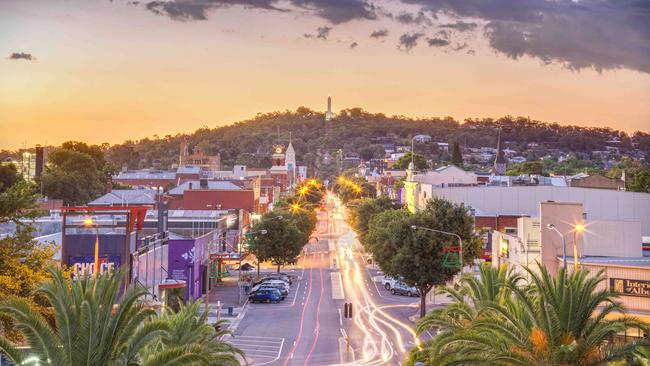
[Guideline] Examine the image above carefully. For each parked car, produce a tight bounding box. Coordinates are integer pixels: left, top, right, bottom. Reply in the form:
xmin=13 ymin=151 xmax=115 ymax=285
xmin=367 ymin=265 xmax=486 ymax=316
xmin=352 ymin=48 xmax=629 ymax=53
xmin=249 ymin=288 xmax=283 ymax=303
xmin=382 ymin=276 xmax=397 ymax=290
xmin=256 ymin=279 xmax=290 ymax=292
xmin=252 ymin=283 xmax=289 ymax=297
xmin=390 ymin=281 xmax=419 ymax=297
xmin=260 ymin=274 xmax=291 ymax=285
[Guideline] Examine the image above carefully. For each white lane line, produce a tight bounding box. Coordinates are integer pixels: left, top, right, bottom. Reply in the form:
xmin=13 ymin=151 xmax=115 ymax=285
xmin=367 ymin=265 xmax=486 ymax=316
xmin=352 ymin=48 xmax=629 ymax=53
xmin=338 ymin=308 xmax=343 ymax=326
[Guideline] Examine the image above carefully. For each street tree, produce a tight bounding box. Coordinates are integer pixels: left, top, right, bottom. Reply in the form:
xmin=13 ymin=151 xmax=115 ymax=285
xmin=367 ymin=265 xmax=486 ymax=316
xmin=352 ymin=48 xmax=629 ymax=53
xmin=250 ymin=212 xmax=305 ymax=273
xmin=413 ymin=265 xmax=649 ymax=365
xmin=346 ymin=197 xmax=401 ymax=248
xmin=366 ymin=198 xmax=481 ymax=318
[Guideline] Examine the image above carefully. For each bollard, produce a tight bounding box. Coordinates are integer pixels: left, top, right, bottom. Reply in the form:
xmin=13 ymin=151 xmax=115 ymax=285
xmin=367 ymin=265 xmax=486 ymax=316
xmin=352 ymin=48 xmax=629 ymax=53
xmin=346 ymin=336 xmax=350 ymax=352
xmin=228 ymin=306 xmax=234 ymax=316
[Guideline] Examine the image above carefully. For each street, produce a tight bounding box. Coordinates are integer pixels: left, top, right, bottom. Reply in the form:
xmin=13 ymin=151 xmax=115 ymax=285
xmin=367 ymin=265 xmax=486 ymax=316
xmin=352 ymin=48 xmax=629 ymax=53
xmin=230 ymin=200 xmax=423 ymax=365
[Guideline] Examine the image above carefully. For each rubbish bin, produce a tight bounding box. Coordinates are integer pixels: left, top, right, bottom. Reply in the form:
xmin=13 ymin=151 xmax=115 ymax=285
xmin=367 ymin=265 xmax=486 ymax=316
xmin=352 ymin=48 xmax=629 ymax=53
xmin=228 ymin=306 xmax=234 ymax=316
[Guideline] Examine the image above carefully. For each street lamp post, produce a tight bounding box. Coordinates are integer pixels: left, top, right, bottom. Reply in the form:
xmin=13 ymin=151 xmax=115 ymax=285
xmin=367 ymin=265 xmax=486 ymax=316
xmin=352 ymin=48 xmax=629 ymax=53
xmin=410 ymin=225 xmax=463 ymax=273
xmin=83 ymin=217 xmax=100 ymax=278
xmin=547 ymin=224 xmax=567 ymax=271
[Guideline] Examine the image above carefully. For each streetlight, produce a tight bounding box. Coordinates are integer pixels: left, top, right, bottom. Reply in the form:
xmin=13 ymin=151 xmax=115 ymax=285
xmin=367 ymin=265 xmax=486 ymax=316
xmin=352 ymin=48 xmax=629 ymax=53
xmin=410 ymin=225 xmax=463 ymax=272
xmin=547 ymin=223 xmax=568 ymax=271
xmin=83 ymin=217 xmax=100 ymax=278
xmin=573 ymin=223 xmax=585 ymax=271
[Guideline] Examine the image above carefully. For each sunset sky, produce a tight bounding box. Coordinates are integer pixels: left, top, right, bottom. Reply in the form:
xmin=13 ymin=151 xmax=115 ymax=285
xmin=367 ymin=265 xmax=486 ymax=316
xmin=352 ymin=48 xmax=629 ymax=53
xmin=1 ymin=0 xmax=649 ymax=149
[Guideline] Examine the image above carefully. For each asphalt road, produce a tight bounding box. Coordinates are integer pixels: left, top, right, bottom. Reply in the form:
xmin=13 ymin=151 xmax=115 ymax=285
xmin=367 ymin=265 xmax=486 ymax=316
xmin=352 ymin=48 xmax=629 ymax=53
xmin=231 ymin=198 xmax=423 ymax=365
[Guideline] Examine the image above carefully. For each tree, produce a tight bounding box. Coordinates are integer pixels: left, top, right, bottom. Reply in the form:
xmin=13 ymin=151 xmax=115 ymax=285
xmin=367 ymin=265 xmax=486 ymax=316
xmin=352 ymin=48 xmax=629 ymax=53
xmin=412 ymin=264 xmax=523 ymax=364
xmin=0 ymin=268 xmax=217 ymax=366
xmin=346 ymin=197 xmax=400 ymax=248
xmin=250 ymin=212 xmax=305 ymax=273
xmin=42 ymin=145 xmax=108 ymax=205
xmin=412 ymin=265 xmax=649 ymax=365
xmin=0 ymin=180 xmax=43 ymax=226
xmin=629 ymin=168 xmax=650 ymax=193
xmin=0 ymin=163 xmax=20 ymax=193
xmin=451 ymin=142 xmax=463 ymax=167
xmin=392 ymin=152 xmax=429 ymax=170
xmin=144 ymin=301 xmax=243 ymax=366
xmin=507 ymin=161 xmax=544 ymax=176
xmin=365 ymin=198 xmax=481 ymax=318
xmin=358 ymin=144 xmax=386 ymax=161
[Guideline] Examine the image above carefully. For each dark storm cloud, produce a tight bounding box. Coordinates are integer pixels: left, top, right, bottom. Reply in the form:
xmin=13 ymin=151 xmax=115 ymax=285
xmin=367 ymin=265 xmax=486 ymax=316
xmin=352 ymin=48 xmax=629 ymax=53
xmin=350 ymin=42 xmax=359 ymax=49
xmin=395 ymin=11 xmax=432 ymax=25
xmin=304 ymin=26 xmax=332 ymax=40
xmin=397 ymin=32 xmax=424 ymax=51
xmin=439 ymin=21 xmax=477 ymax=32
xmin=399 ymin=0 xmax=650 ymax=73
xmin=426 ymin=38 xmax=449 ymax=47
xmin=8 ymin=52 xmax=35 ymax=61
xmin=142 ymin=0 xmax=376 ymax=24
xmin=370 ymin=29 xmax=389 ymax=39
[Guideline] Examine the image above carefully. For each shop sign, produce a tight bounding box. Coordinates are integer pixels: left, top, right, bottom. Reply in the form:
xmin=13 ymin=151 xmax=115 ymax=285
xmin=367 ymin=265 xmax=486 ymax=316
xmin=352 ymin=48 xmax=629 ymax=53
xmin=610 ymin=278 xmax=650 ymax=298
xmin=69 ymin=255 xmax=120 ymax=278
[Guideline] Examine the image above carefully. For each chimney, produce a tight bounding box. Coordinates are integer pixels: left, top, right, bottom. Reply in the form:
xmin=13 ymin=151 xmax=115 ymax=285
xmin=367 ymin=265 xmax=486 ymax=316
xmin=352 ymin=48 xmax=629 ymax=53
xmin=188 ymin=182 xmax=193 ymax=190
xmin=200 ymin=179 xmax=208 ymax=189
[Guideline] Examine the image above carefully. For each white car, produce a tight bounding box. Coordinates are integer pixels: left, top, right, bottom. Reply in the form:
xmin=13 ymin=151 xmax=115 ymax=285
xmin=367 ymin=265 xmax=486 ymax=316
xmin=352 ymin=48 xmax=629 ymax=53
xmin=382 ymin=276 xmax=397 ymax=290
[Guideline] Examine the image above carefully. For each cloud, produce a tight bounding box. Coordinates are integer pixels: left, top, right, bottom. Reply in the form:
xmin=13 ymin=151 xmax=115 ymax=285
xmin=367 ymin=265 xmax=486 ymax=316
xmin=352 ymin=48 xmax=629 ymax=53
xmin=395 ymin=11 xmax=432 ymax=25
xmin=350 ymin=42 xmax=358 ymax=49
xmin=400 ymin=0 xmax=650 ymax=74
xmin=8 ymin=52 xmax=35 ymax=61
xmin=370 ymin=28 xmax=389 ymax=39
xmin=291 ymin=0 xmax=376 ymax=24
xmin=426 ymin=38 xmax=449 ymax=47
xmin=439 ymin=21 xmax=478 ymax=32
xmin=452 ymin=42 xmax=468 ymax=51
xmin=397 ymin=32 xmax=424 ymax=51
xmin=142 ymin=0 xmax=375 ymax=24
xmin=304 ymin=26 xmax=332 ymax=39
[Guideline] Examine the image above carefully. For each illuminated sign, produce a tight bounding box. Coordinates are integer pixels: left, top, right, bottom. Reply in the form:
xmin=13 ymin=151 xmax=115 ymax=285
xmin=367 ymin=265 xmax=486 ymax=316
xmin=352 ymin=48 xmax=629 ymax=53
xmin=69 ymin=255 xmax=120 ymax=278
xmin=610 ymin=278 xmax=650 ymax=298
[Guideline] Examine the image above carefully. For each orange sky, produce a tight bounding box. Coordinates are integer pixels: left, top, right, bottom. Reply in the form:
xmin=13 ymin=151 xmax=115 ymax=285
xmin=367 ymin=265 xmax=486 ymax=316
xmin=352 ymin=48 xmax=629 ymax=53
xmin=1 ymin=0 xmax=649 ymax=149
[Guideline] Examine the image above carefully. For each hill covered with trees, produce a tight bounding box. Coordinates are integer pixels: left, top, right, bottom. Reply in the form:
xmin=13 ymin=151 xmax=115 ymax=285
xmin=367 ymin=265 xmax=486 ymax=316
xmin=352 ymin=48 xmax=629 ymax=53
xmin=106 ymin=107 xmax=650 ymax=173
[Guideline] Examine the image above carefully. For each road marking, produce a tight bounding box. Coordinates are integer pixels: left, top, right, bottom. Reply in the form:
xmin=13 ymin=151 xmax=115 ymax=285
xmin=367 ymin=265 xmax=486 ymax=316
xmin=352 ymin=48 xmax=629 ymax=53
xmin=282 ymin=268 xmax=313 ymax=366
xmin=227 ymin=335 xmax=284 ymax=366
xmin=331 ymin=272 xmax=345 ymax=299
xmin=338 ymin=308 xmax=343 ymax=326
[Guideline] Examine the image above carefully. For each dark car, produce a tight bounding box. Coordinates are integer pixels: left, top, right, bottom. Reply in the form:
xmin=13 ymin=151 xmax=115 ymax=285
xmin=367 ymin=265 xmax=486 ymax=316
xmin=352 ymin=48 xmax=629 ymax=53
xmin=249 ymin=288 xmax=283 ymax=303
xmin=390 ymin=281 xmax=419 ymax=297
xmin=252 ymin=282 xmax=289 ymax=296
xmin=251 ymin=285 xmax=286 ymax=300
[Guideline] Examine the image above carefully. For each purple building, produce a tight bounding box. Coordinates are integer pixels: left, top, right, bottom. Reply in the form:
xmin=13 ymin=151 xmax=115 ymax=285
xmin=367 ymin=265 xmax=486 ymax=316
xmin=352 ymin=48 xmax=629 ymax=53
xmin=168 ymin=230 xmax=217 ymax=300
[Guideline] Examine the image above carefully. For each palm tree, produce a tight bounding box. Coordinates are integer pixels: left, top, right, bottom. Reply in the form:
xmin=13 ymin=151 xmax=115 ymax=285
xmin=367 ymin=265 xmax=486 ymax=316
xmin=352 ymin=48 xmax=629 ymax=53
xmin=0 ymin=268 xmax=214 ymax=366
xmin=412 ymin=263 xmax=523 ymax=364
xmin=141 ymin=300 xmax=245 ymax=366
xmin=414 ymin=264 xmax=649 ymax=365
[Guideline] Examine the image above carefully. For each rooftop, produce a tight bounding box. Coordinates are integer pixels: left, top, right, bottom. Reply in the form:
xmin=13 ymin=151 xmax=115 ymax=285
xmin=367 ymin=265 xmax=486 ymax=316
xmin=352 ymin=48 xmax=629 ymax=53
xmin=89 ymin=189 xmax=157 ymax=205
xmin=168 ymin=180 xmax=242 ymax=195
xmin=114 ymin=170 xmax=176 ymax=180
xmin=566 ymin=256 xmax=650 ymax=268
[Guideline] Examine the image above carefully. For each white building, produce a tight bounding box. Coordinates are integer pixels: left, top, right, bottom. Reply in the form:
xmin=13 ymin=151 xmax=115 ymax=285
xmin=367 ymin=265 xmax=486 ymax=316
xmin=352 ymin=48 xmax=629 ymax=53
xmin=423 ymin=185 xmax=650 ymax=236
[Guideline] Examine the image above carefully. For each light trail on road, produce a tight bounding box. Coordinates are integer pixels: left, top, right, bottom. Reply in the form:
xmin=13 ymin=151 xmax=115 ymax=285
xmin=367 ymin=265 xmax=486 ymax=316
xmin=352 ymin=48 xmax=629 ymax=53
xmin=283 ymin=267 xmax=313 ymax=366
xmin=303 ymin=266 xmax=324 ymax=365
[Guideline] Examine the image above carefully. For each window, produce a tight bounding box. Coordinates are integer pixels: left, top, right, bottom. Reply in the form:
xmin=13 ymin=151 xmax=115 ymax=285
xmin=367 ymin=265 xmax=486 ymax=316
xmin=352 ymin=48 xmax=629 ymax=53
xmin=504 ymin=227 xmax=517 ymax=235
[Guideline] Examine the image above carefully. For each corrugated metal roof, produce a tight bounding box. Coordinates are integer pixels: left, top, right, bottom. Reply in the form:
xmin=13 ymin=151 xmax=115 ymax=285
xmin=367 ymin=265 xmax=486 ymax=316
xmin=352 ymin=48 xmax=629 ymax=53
xmin=168 ymin=180 xmax=242 ymax=195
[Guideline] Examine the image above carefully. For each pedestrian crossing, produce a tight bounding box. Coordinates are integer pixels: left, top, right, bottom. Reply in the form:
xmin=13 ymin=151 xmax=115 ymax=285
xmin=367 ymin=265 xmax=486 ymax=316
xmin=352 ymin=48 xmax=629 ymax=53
xmin=227 ymin=335 xmax=284 ymax=365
